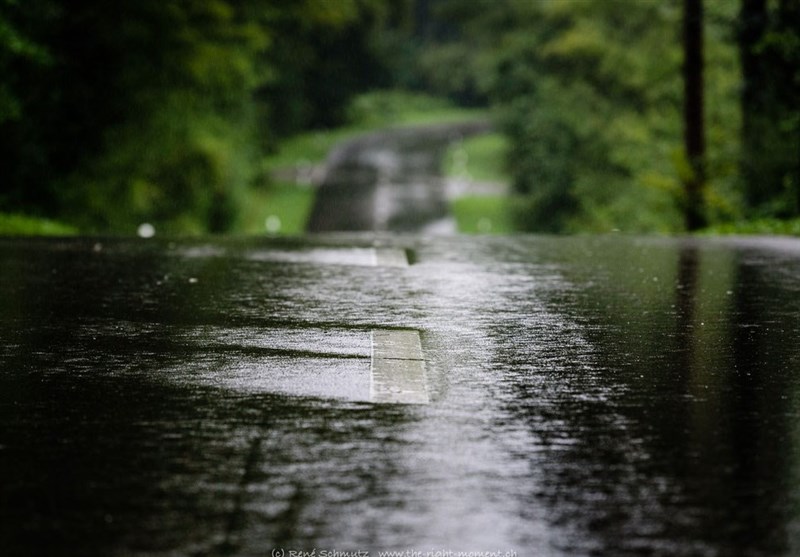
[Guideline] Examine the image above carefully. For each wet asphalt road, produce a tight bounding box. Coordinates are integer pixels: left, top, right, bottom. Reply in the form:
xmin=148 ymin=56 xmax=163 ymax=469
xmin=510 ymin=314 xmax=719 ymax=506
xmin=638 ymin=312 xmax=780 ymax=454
xmin=2 ymin=233 xmax=800 ymax=556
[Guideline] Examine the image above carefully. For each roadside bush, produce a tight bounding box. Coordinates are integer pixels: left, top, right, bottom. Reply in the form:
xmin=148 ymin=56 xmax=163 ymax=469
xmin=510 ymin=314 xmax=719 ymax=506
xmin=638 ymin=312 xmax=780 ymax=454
xmin=345 ymin=89 xmax=453 ymax=128
xmin=60 ymin=94 xmax=255 ymax=234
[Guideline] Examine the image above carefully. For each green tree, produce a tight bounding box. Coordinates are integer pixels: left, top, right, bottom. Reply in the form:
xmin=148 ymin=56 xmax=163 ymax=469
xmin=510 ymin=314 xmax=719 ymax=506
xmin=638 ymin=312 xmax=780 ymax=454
xmin=0 ymin=0 xmax=57 ymax=213
xmin=413 ymin=0 xmax=741 ymax=233
xmin=739 ymin=0 xmax=800 ymax=218
xmin=259 ymin=0 xmax=392 ymax=137
xmin=0 ymin=0 xmax=50 ymax=124
xmin=494 ymin=1 xmax=688 ymax=232
xmin=0 ymin=0 xmax=394 ymax=233
xmin=0 ymin=0 xmax=271 ymax=231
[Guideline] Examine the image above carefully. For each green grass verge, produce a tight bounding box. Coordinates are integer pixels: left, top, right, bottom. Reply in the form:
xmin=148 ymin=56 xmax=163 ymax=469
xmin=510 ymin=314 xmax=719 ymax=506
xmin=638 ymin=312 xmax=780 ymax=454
xmin=702 ymin=217 xmax=800 ymax=236
xmin=450 ymin=196 xmax=517 ymax=235
xmin=0 ymin=213 xmax=78 ymax=236
xmin=237 ymin=183 xmax=315 ymax=235
xmin=264 ymin=129 xmax=364 ymax=173
xmin=444 ymin=132 xmax=510 ymax=183
xmin=444 ymin=132 xmax=515 ymax=235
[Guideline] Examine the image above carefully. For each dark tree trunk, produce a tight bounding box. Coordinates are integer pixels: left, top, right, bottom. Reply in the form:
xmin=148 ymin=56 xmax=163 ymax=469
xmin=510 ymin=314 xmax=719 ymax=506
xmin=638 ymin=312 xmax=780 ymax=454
xmin=683 ymin=0 xmax=706 ymax=231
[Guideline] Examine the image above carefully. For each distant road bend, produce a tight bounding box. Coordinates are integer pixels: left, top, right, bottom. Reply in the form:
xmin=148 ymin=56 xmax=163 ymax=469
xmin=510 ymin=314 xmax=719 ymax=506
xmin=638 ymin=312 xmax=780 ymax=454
xmin=307 ymin=120 xmax=491 ymax=233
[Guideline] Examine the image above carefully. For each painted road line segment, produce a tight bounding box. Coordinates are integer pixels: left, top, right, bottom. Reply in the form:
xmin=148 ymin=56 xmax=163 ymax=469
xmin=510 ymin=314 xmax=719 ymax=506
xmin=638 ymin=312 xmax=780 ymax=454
xmin=373 ymin=248 xmax=409 ymax=267
xmin=370 ymin=329 xmax=429 ymax=404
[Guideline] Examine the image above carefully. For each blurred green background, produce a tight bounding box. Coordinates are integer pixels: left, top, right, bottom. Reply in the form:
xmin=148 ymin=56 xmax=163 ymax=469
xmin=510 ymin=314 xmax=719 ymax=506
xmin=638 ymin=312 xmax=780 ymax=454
xmin=1 ymin=0 xmax=798 ymax=236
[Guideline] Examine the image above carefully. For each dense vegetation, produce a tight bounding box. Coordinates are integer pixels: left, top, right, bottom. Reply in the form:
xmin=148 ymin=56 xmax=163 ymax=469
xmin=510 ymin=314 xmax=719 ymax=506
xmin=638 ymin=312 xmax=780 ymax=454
xmin=409 ymin=0 xmax=799 ymax=233
xmin=0 ymin=0 xmax=394 ymax=234
xmin=1 ymin=0 xmax=798 ymax=235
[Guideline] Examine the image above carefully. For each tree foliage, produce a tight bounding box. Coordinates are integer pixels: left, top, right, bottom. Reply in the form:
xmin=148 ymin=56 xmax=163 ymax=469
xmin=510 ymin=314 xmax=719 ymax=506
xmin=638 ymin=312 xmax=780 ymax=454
xmin=0 ymin=0 xmax=389 ymax=233
xmin=1 ymin=0 xmax=797 ymax=234
xmin=739 ymin=0 xmax=800 ymax=218
xmin=403 ymin=0 xmax=797 ymax=233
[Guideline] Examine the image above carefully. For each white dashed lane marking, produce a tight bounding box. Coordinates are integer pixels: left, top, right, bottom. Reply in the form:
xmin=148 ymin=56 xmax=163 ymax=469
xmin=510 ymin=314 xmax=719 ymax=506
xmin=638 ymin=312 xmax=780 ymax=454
xmin=370 ymin=330 xmax=429 ymax=404
xmin=373 ymin=248 xmax=409 ymax=267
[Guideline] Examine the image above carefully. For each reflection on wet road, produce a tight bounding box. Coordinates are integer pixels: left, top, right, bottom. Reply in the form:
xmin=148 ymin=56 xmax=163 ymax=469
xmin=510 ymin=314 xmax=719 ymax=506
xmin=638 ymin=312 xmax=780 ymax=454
xmin=2 ymin=235 xmax=800 ymax=556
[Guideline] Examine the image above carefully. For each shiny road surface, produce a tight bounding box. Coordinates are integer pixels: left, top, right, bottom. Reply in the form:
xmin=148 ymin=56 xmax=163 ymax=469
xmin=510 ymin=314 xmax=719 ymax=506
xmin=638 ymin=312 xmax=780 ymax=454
xmin=2 ymin=234 xmax=800 ymax=556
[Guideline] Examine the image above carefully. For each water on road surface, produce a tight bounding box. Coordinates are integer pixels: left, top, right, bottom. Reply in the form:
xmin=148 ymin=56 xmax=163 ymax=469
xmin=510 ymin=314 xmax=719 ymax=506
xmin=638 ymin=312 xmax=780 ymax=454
xmin=2 ymin=234 xmax=800 ymax=556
